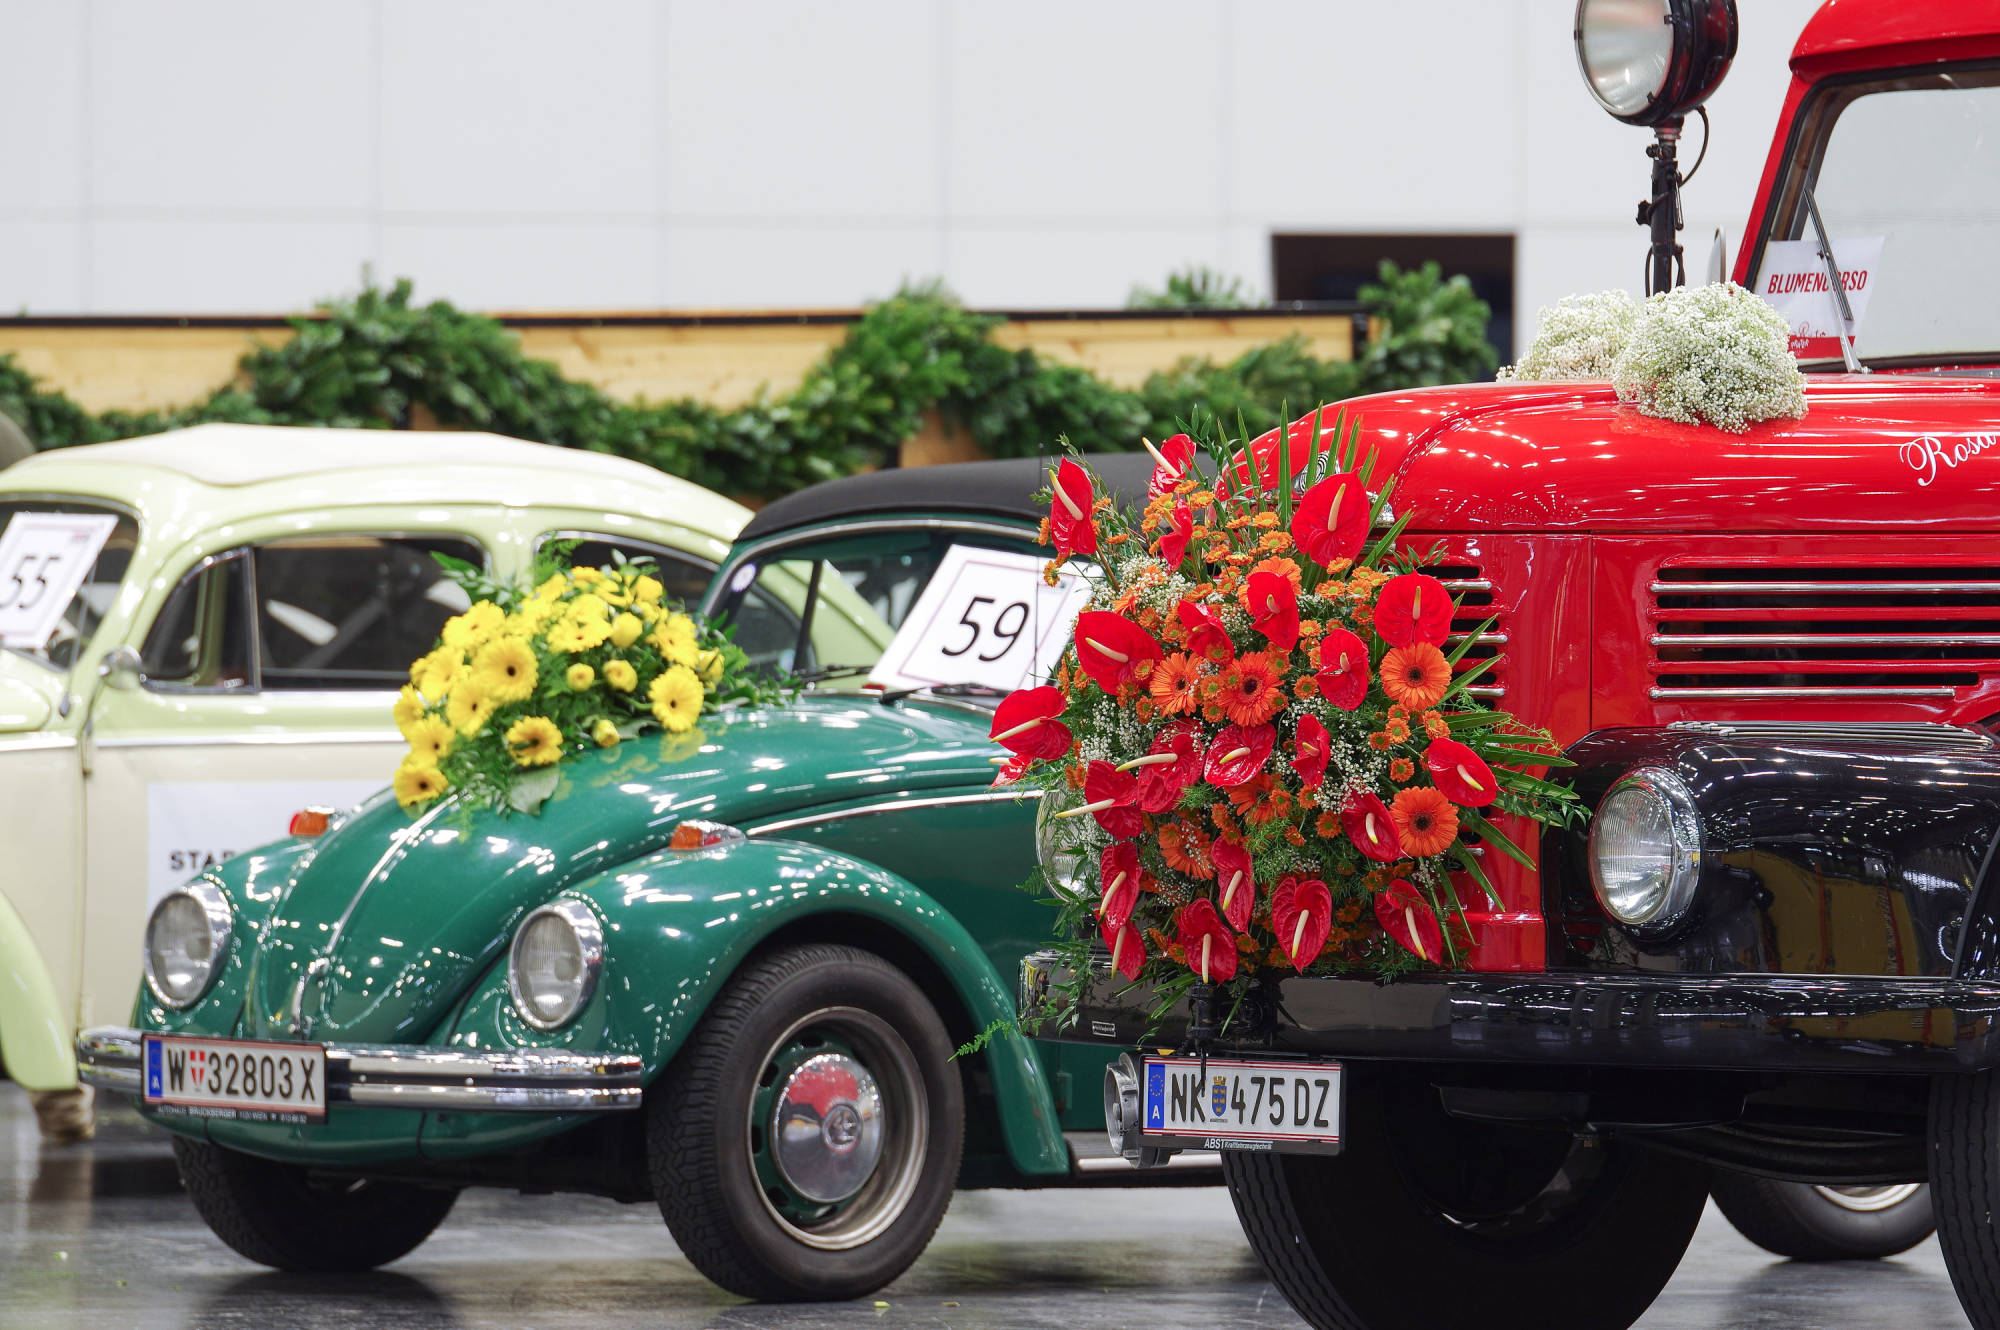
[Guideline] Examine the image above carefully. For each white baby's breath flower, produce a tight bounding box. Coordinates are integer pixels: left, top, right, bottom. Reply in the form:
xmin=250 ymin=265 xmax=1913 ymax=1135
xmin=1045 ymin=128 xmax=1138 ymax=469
xmin=1612 ymin=282 xmax=1807 ymax=432
xmin=1498 ymin=290 xmax=1639 ymax=382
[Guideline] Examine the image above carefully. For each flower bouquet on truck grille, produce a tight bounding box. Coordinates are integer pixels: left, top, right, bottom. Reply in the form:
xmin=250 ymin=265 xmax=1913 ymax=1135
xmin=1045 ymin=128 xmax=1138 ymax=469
xmin=995 ymin=413 xmax=1585 ymax=1027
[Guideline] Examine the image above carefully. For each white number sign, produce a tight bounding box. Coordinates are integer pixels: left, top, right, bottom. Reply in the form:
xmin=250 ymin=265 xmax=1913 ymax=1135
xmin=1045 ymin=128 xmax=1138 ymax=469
xmin=1755 ymin=236 xmax=1884 ymax=361
xmin=868 ymin=545 xmax=1093 ymax=695
xmin=0 ymin=512 xmax=118 ymax=649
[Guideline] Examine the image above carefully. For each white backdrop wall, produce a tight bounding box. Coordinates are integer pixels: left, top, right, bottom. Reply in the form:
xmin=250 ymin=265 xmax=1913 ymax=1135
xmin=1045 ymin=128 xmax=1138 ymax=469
xmin=0 ymin=0 xmax=1821 ymax=350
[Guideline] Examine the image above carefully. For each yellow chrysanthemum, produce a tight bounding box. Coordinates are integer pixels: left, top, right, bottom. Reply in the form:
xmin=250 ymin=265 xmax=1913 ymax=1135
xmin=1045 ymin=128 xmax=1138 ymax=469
xmin=508 ymin=598 xmax=558 ymax=635
xmin=603 ymin=659 xmax=638 ymax=693
xmin=441 ymin=601 xmax=505 ymax=651
xmin=648 ymin=664 xmax=704 ymax=733
xmin=609 ymin=612 xmax=642 ymax=649
xmin=505 ymin=715 xmax=565 ymax=767
xmin=393 ymin=758 xmax=449 ymax=811
xmin=695 ymin=648 xmax=725 ymax=687
xmin=569 ymin=593 xmax=610 ymax=622
xmin=565 ymin=662 xmax=595 ymax=691
xmin=392 ymin=685 xmax=427 ymax=735
xmin=405 ymin=715 xmax=455 ymax=766
xmin=472 ymin=636 xmax=538 ymax=703
xmin=591 ymin=718 xmax=621 ymax=748
xmin=412 ymin=646 xmax=463 ymax=702
xmin=569 ymin=566 xmax=602 ymax=587
xmin=651 ymin=614 xmax=700 ymax=668
xmin=632 ymin=574 xmax=664 ymax=605
xmin=447 ymin=679 xmax=496 ymax=737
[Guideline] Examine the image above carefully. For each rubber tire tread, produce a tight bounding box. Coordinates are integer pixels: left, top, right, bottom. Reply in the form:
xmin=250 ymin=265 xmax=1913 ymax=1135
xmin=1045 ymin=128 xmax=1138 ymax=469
xmin=1709 ymin=1171 xmax=1933 ymax=1261
xmin=649 ymin=942 xmax=964 ymax=1302
xmin=171 ymin=1136 xmax=457 ymax=1272
xmin=1932 ymin=1069 xmax=2000 ymax=1329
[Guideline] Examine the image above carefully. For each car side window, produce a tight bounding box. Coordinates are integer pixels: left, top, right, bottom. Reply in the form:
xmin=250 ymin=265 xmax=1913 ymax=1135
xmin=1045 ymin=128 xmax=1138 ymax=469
xmin=537 ymin=534 xmax=715 ymax=608
xmin=140 ymin=552 xmax=253 ymax=689
xmin=253 ymin=535 xmax=481 ymax=691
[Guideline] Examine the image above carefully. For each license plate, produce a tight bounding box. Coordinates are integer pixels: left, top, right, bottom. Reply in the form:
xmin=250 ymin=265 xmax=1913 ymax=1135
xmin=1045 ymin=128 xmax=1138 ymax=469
xmin=142 ymin=1034 xmax=326 ymax=1123
xmin=1140 ymin=1056 xmax=1343 ymax=1154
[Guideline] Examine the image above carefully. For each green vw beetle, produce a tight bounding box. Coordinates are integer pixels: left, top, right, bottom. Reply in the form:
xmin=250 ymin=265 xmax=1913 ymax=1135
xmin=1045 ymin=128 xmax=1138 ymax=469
xmin=77 ymin=454 xmax=1203 ymax=1300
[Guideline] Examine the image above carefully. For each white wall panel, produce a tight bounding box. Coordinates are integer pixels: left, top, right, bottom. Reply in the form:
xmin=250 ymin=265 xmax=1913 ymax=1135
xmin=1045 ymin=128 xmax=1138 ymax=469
xmin=0 ymin=223 xmax=85 ymax=312
xmin=90 ymin=219 xmax=372 ymax=314
xmin=379 ymin=222 xmax=659 ymax=310
xmin=949 ymin=224 xmax=1228 ymax=307
xmin=663 ymin=223 xmax=945 ymax=307
xmin=0 ymin=2 xmax=86 ymax=213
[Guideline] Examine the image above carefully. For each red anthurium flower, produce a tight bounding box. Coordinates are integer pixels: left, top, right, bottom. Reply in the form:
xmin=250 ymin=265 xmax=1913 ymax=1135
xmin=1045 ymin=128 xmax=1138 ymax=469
xmin=1271 ymin=874 xmax=1333 ymax=971
xmin=1099 ymin=843 xmax=1145 ymax=928
xmin=1176 ymin=600 xmax=1234 ymax=664
xmin=1425 ymin=737 xmax=1498 ymax=808
xmin=1049 ymin=458 xmax=1097 ymax=559
xmin=1374 ymin=573 xmax=1452 ymax=647
xmin=1342 ymin=790 xmax=1403 ymax=862
xmin=1292 ymin=714 xmax=1330 ymax=789
xmin=1157 ymin=501 xmax=1193 ymax=570
xmin=989 ymin=685 xmax=1072 ymax=761
xmin=1245 ymin=569 xmax=1300 ymax=652
xmin=1314 ymin=627 xmax=1371 ymax=711
xmin=1204 ymin=723 xmax=1276 ymax=787
xmin=1101 ymin=915 xmax=1146 ymax=982
xmin=1289 ymin=471 xmax=1369 ymax=568
xmin=1073 ymin=611 xmax=1163 ymax=693
xmin=1080 ymin=759 xmax=1146 ymax=838
xmin=1374 ymin=878 xmax=1444 ymax=965
xmin=1211 ymin=840 xmax=1257 ymax=931
xmin=1146 ymin=433 xmax=1197 ymax=499
xmin=1131 ymin=721 xmax=1203 ymax=813
xmin=990 ymin=752 xmax=1031 ymax=787
xmin=1175 ymin=898 xmax=1238 ymax=984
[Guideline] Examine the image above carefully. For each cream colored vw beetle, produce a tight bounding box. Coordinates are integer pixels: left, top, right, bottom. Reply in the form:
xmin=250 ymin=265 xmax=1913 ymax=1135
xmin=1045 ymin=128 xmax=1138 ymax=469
xmin=0 ymin=424 xmax=749 ymax=1132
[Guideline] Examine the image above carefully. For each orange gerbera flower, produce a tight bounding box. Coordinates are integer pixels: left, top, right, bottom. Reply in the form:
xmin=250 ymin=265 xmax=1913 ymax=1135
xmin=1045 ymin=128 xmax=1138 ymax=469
xmin=1148 ymin=652 xmax=1206 ymax=716
xmin=1390 ymin=786 xmax=1460 ymax=858
xmin=1380 ymin=642 xmax=1451 ymax=710
xmin=1159 ymin=820 xmax=1215 ymax=879
xmin=1218 ymin=651 xmax=1288 ymax=727
xmin=1248 ymin=555 xmax=1303 ymax=590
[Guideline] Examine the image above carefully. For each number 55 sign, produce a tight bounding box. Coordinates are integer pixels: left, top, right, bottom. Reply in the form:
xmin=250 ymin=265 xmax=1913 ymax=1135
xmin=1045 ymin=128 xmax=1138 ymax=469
xmin=0 ymin=512 xmax=118 ymax=649
xmin=868 ymin=545 xmax=1094 ymax=695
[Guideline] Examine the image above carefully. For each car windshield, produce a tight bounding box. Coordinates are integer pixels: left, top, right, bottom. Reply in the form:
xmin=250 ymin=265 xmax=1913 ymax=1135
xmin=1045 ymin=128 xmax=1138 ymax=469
xmin=1753 ymin=63 xmax=2000 ymax=366
xmin=704 ymin=527 xmax=1045 ymax=684
xmin=0 ymin=500 xmax=139 ymax=673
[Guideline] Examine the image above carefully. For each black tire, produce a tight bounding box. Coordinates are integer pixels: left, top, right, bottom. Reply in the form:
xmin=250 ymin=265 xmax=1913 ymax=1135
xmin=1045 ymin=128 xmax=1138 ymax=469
xmin=649 ymin=943 xmax=965 ymax=1301
xmin=1224 ymin=1067 xmax=1709 ymax=1330
xmin=1710 ymin=1171 xmax=1933 ymax=1260
xmin=1931 ymin=1069 xmax=2000 ymax=1329
xmin=171 ymin=1137 xmax=456 ymax=1272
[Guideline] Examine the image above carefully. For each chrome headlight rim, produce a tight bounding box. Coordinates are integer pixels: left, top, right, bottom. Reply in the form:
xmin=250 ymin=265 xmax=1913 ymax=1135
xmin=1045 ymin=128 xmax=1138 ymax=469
xmin=507 ymin=898 xmax=605 ymax=1032
xmin=1586 ymin=766 xmax=1703 ymax=931
xmin=143 ymin=880 xmax=234 ymax=1010
xmin=1573 ymin=0 xmax=1737 ymax=128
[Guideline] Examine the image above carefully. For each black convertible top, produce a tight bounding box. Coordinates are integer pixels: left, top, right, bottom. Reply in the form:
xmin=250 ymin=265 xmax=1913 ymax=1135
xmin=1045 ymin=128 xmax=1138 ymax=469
xmin=739 ymin=453 xmax=1156 ymax=542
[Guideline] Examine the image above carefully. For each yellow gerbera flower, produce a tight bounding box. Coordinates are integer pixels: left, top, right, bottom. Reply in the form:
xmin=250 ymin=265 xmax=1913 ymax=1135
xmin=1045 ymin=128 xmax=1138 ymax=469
xmin=569 ymin=566 xmax=602 ymax=587
xmin=412 ymin=646 xmax=463 ymax=702
xmin=591 ymin=718 xmax=621 ymax=748
xmin=505 ymin=715 xmax=565 ymax=767
xmin=473 ymin=636 xmax=538 ymax=703
xmin=447 ymin=679 xmax=496 ymax=737
xmin=695 ymin=648 xmax=725 ymax=687
xmin=405 ymin=715 xmax=455 ymax=766
xmin=603 ymin=659 xmax=638 ymax=693
xmin=532 ymin=572 xmax=568 ymax=602
xmin=609 ymin=612 xmax=642 ymax=649
xmin=632 ymin=574 xmax=664 ymax=605
xmin=393 ymin=758 xmax=449 ymax=811
xmin=393 ymin=685 xmax=428 ymax=735
xmin=651 ymin=614 xmax=700 ymax=668
xmin=569 ymin=592 xmax=611 ymax=623
xmin=441 ymin=601 xmax=505 ymax=651
xmin=565 ymin=662 xmax=595 ymax=691
xmin=542 ymin=619 xmax=589 ymax=654
xmin=648 ymin=664 xmax=704 ymax=733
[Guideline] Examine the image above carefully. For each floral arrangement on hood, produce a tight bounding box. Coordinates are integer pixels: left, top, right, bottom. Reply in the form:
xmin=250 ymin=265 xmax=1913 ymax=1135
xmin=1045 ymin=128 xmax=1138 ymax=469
xmin=1497 ymin=289 xmax=1638 ymax=382
xmin=993 ymin=416 xmax=1584 ymax=1021
xmin=392 ymin=556 xmax=787 ymax=815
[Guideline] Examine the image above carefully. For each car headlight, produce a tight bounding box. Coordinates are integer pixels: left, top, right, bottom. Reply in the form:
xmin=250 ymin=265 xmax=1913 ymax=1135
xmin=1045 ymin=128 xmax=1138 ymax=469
xmin=144 ymin=881 xmax=233 ymax=1009
xmin=1588 ymin=768 xmax=1702 ymax=929
xmin=1035 ymin=796 xmax=1087 ymax=901
xmin=508 ymin=899 xmax=604 ymax=1031
xmin=1574 ymin=0 xmax=1737 ymax=127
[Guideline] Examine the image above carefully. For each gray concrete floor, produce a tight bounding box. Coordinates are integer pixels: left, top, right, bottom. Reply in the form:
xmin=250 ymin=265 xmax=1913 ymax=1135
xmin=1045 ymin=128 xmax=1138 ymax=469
xmin=0 ymin=1083 xmax=1970 ymax=1330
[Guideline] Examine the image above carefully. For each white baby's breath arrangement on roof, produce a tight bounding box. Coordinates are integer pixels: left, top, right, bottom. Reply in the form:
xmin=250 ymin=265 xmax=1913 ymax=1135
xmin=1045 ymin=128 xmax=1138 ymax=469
xmin=1497 ymin=289 xmax=1638 ymax=381
xmin=1611 ymin=282 xmax=1807 ymax=432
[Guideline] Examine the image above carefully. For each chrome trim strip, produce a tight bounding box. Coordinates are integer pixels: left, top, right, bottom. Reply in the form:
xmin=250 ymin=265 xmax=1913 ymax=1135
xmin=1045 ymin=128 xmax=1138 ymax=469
xmin=1651 ymin=580 xmax=2000 ymax=595
xmin=1466 ymin=685 xmax=1505 ymax=699
xmin=1447 ymin=632 xmax=1508 ymax=646
xmin=1670 ymin=720 xmax=1994 ymax=751
xmin=75 ymin=1026 xmax=644 ymax=1113
xmin=1438 ymin=579 xmax=1492 ymax=592
xmin=1074 ymin=1151 xmax=1223 ymax=1175
xmin=1651 ymin=632 xmax=2000 ymax=648
xmin=748 ymin=788 xmax=1040 ymax=838
xmin=1650 ymin=685 xmax=1958 ymax=699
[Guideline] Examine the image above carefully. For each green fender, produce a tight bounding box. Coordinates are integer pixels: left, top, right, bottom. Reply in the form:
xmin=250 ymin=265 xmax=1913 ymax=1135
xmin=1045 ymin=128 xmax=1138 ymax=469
xmin=445 ymin=835 xmax=1071 ymax=1179
xmin=0 ymin=889 xmax=74 ymax=1090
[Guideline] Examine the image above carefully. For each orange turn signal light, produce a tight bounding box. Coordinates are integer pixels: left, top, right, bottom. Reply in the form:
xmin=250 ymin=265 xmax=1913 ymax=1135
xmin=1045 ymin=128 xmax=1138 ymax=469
xmin=289 ymin=808 xmax=332 ymax=837
xmin=669 ymin=820 xmax=742 ymax=852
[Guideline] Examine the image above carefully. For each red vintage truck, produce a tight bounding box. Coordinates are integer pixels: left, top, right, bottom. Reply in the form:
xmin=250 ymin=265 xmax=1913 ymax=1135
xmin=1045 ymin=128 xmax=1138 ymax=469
xmin=1024 ymin=2 xmax=2000 ymax=1328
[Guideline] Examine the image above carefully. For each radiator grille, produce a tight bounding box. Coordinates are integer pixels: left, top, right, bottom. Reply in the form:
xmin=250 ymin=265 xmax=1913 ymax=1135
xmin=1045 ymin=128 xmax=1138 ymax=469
xmin=1427 ymin=563 xmax=1505 ymax=701
xmin=1649 ymin=564 xmax=2000 ymax=700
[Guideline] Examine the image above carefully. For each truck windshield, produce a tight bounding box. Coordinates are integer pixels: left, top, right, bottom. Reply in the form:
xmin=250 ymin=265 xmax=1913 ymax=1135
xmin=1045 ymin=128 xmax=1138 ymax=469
xmin=1753 ymin=63 xmax=2000 ymax=367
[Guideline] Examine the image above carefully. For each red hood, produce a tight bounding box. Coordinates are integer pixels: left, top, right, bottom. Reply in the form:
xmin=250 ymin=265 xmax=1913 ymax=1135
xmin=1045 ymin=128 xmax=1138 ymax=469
xmin=1265 ymin=378 xmax=2000 ymax=536
xmin=1792 ymin=0 xmax=2000 ymax=78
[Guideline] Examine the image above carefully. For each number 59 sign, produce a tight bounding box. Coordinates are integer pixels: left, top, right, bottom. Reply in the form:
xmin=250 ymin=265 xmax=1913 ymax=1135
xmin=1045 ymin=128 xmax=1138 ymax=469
xmin=868 ymin=545 xmax=1094 ymax=695
xmin=0 ymin=512 xmax=118 ymax=649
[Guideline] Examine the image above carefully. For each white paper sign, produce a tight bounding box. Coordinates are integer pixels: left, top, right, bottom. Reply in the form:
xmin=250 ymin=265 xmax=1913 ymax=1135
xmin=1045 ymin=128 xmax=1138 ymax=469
xmin=868 ymin=545 xmax=1093 ymax=694
xmin=147 ymin=779 xmax=383 ymax=907
xmin=1755 ymin=236 xmax=1885 ymax=361
xmin=0 ymin=512 xmax=118 ymax=648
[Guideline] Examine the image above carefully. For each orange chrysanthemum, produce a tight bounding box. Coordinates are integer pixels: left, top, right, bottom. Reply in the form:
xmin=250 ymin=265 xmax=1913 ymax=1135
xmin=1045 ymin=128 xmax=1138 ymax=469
xmin=1390 ymin=756 xmax=1416 ymax=783
xmin=1148 ymin=652 xmax=1206 ymax=716
xmin=1160 ymin=820 xmax=1215 ymax=879
xmin=1390 ymin=786 xmax=1460 ymax=858
xmin=1218 ymin=651 xmax=1288 ymax=727
xmin=1380 ymin=642 xmax=1452 ymax=710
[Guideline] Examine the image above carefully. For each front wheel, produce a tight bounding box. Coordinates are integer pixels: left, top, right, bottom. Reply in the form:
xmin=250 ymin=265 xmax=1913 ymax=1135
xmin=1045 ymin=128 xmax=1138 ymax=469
xmin=1224 ymin=1067 xmax=1709 ymax=1330
xmin=1710 ymin=1171 xmax=1933 ymax=1260
xmin=649 ymin=943 xmax=965 ymax=1301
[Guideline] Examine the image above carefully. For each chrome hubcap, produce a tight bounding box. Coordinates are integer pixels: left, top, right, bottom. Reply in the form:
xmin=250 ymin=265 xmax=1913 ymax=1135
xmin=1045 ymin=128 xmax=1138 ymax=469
xmin=770 ymin=1052 xmax=885 ymax=1205
xmin=1813 ymin=1182 xmax=1925 ymax=1213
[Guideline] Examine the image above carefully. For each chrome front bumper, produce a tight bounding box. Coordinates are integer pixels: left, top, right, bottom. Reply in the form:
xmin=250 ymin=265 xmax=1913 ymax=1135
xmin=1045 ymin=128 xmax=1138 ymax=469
xmin=76 ymin=1026 xmax=644 ymax=1113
